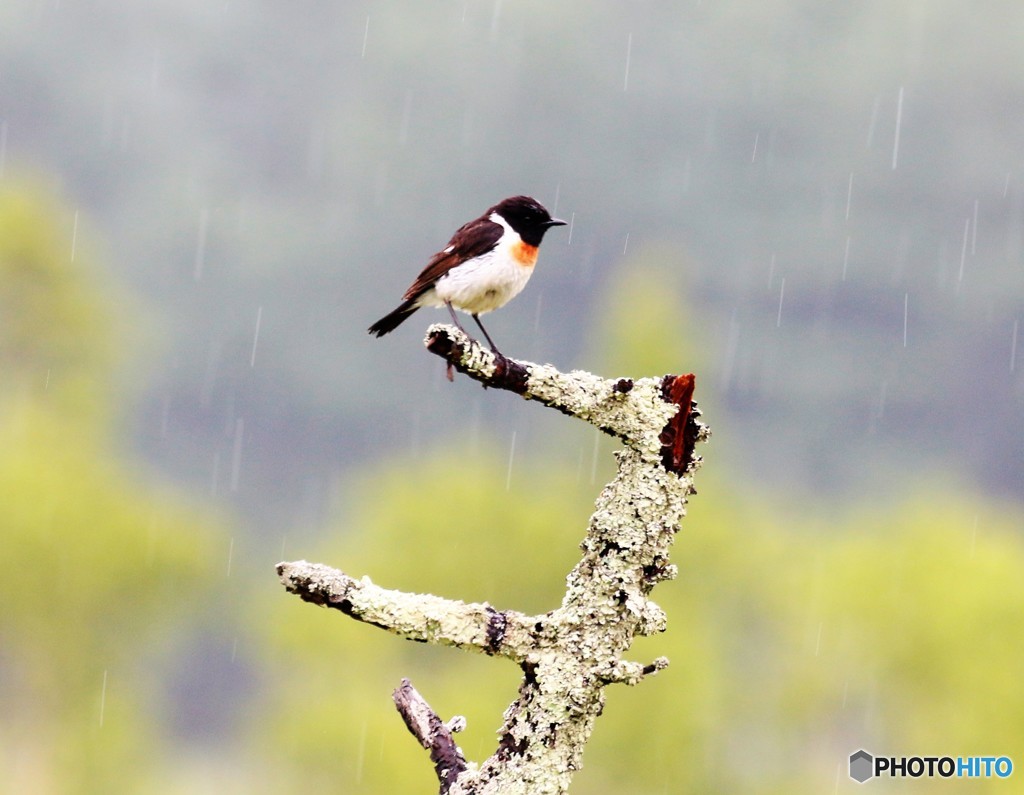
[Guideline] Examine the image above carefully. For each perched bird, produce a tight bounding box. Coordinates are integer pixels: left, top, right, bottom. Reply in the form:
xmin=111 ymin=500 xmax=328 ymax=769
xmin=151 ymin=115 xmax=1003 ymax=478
xmin=368 ymin=195 xmax=566 ymax=353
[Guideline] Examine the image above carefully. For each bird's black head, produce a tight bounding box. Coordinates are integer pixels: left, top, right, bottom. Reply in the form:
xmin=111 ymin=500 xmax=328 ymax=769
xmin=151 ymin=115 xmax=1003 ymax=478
xmin=491 ymin=195 xmax=566 ymax=246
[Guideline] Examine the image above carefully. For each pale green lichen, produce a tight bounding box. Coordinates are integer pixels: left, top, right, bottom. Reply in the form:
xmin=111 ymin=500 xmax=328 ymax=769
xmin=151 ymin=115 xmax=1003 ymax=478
xmin=425 ymin=323 xmax=499 ymax=378
xmin=280 ymin=333 xmax=708 ymax=795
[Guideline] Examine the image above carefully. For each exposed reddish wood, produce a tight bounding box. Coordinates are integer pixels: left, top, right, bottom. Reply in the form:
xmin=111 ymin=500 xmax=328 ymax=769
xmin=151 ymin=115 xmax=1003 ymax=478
xmin=658 ymin=374 xmax=696 ymax=475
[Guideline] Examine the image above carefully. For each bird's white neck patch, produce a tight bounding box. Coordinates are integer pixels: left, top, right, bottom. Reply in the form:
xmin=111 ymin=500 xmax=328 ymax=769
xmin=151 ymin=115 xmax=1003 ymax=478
xmin=490 ymin=211 xmax=518 ymax=240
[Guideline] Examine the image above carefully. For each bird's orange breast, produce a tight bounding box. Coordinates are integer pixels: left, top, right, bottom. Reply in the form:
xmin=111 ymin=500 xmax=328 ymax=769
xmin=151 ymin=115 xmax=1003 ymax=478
xmin=511 ymin=240 xmax=539 ymax=267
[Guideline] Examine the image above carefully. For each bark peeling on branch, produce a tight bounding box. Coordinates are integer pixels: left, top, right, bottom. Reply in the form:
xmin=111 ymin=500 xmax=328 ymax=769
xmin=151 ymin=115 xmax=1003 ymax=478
xmin=277 ymin=324 xmax=709 ymax=794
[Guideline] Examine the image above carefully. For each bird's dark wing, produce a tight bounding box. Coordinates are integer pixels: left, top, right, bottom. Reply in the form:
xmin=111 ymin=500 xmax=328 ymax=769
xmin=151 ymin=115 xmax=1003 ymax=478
xmin=401 ymin=216 xmax=503 ymax=301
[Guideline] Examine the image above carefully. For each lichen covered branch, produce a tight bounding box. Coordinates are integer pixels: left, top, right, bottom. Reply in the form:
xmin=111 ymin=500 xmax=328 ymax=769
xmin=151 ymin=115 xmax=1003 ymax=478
xmin=424 ymin=325 xmax=704 ymax=473
xmin=278 ymin=326 xmax=709 ymax=794
xmin=276 ymin=561 xmax=536 ymax=659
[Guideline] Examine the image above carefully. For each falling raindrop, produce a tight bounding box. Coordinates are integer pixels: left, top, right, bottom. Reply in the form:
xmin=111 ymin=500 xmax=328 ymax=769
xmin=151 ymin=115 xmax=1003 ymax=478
xmin=506 ymin=430 xmax=516 ymax=490
xmin=845 ymin=173 xmax=854 ymax=221
xmin=71 ymin=210 xmax=79 ymax=261
xmin=958 ymin=217 xmax=969 ymax=283
xmin=194 ymin=208 xmax=209 ymax=281
xmin=567 ymin=212 xmax=575 ymax=245
xmin=361 ymin=15 xmax=370 ymax=58
xmin=99 ymin=670 xmax=108 ymax=727
xmin=589 ymin=431 xmax=600 ymax=485
xmin=842 ymin=236 xmax=851 ymax=280
xmin=751 ymin=132 xmax=759 ymax=163
xmin=1003 ymin=172 xmax=1011 ymax=198
xmin=776 ymin=277 xmax=785 ymax=327
xmin=891 ymin=86 xmax=904 ymax=170
xmin=623 ymin=33 xmax=632 ymax=91
xmin=226 ymin=537 xmax=234 ymax=577
xmin=622 ymin=232 xmax=629 ymax=256
xmin=250 ymin=306 xmax=263 ymax=367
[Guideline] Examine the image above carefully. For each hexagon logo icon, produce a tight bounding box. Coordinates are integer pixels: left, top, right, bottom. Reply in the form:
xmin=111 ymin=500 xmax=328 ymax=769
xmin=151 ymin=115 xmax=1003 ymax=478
xmin=849 ymin=750 xmax=874 ymax=783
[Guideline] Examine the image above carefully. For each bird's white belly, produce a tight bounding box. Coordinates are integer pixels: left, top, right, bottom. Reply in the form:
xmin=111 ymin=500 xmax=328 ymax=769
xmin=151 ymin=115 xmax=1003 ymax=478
xmin=425 ymin=249 xmax=533 ymax=315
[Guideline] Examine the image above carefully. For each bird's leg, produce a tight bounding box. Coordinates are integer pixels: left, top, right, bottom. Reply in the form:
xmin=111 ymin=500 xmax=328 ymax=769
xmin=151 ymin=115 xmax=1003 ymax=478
xmin=442 ymin=302 xmax=464 ymax=382
xmin=445 ymin=301 xmax=469 ymax=335
xmin=472 ymin=314 xmax=501 ymax=355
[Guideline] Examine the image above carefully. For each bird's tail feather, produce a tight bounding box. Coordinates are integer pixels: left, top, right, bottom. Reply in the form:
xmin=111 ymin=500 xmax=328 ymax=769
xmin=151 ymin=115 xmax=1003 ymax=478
xmin=368 ymin=299 xmax=418 ymax=337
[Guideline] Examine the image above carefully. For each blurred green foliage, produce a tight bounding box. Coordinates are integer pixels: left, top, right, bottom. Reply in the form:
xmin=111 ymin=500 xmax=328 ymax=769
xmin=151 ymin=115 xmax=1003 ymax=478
xmin=0 ymin=189 xmax=118 ymax=425
xmin=584 ymin=245 xmax=712 ymax=380
xmin=0 ymin=186 xmax=224 ymax=794
xmin=257 ymin=259 xmax=1024 ymax=793
xmin=259 ymin=453 xmax=1024 ymax=794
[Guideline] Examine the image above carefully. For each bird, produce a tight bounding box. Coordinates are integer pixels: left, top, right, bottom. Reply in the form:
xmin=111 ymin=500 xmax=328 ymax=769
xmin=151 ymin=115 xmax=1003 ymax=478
xmin=368 ymin=195 xmax=566 ymax=354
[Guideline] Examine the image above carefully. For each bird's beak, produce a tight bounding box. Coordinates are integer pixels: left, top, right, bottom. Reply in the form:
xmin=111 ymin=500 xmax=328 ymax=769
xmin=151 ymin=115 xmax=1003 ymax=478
xmin=547 ymin=217 xmax=567 ymax=227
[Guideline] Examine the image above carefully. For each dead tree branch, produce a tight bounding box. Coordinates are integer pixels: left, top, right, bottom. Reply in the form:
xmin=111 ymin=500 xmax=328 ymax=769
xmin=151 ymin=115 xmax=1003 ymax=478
xmin=277 ymin=324 xmax=709 ymax=794
xmin=276 ymin=562 xmax=537 ymax=659
xmin=394 ymin=679 xmax=469 ymax=793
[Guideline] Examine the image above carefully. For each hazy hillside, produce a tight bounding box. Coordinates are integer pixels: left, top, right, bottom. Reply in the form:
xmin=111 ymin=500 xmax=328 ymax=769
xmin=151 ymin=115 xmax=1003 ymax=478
xmin=3 ymin=1 xmax=1020 ymax=529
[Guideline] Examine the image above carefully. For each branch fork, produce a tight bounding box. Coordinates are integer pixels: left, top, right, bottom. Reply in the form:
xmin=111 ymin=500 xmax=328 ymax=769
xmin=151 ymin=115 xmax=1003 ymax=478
xmin=277 ymin=324 xmax=709 ymax=794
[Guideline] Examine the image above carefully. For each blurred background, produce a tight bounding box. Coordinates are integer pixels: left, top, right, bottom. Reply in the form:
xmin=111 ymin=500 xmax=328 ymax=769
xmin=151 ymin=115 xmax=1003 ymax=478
xmin=2 ymin=1 xmax=1022 ymax=792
